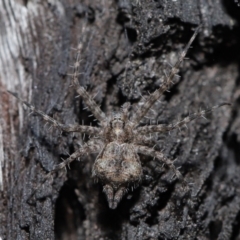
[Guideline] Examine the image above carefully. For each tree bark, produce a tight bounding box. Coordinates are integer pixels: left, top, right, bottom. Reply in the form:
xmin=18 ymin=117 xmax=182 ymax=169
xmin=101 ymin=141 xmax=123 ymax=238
xmin=1 ymin=0 xmax=240 ymax=239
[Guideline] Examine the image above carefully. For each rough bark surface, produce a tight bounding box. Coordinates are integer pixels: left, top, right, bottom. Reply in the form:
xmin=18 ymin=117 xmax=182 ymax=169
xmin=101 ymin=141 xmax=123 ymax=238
xmin=1 ymin=0 xmax=240 ymax=239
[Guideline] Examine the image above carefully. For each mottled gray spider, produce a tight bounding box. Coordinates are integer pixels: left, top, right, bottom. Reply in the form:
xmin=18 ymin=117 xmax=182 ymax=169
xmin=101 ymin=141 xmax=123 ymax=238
xmin=8 ymin=25 xmax=230 ymax=209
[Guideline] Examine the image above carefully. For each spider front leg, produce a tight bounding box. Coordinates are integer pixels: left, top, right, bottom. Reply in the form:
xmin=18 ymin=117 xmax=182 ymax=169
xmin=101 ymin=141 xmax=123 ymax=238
xmin=8 ymin=91 xmax=100 ymax=135
xmin=130 ymin=25 xmax=201 ymax=128
xmin=71 ymin=48 xmax=107 ymax=124
xmin=136 ymin=103 xmax=231 ymax=134
xmin=136 ymin=145 xmax=188 ymax=189
xmin=73 ymin=86 xmax=107 ymax=124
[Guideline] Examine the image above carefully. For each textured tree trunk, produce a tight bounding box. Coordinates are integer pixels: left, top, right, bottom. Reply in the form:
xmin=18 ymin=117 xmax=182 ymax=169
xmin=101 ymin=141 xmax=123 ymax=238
xmin=1 ymin=0 xmax=240 ymax=239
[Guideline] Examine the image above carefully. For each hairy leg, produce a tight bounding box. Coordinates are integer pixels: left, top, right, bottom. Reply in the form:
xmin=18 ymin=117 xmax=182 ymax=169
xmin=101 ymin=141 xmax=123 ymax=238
xmin=133 ymin=134 xmax=158 ymax=146
xmin=28 ymin=139 xmax=102 ymax=201
xmin=130 ymin=25 xmax=201 ymax=128
xmin=136 ymin=145 xmax=187 ymax=187
xmin=74 ymin=86 xmax=106 ymax=123
xmin=52 ymin=141 xmax=101 ymax=173
xmin=71 ymin=45 xmax=107 ymax=124
xmin=136 ymin=103 xmax=231 ymax=134
xmin=8 ymin=91 xmax=100 ymax=135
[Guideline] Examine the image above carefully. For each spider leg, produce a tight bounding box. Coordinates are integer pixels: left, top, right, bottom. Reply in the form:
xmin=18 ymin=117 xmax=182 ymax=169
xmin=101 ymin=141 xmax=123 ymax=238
xmin=73 ymin=86 xmax=107 ymax=123
xmin=8 ymin=91 xmax=100 ymax=135
xmin=130 ymin=25 xmax=201 ymax=128
xmin=28 ymin=140 xmax=101 ymax=201
xmin=135 ymin=145 xmax=188 ymax=188
xmin=136 ymin=103 xmax=231 ymax=134
xmin=71 ymin=45 xmax=107 ymax=124
xmin=53 ymin=143 xmax=100 ymax=173
xmin=134 ymin=134 xmax=157 ymax=146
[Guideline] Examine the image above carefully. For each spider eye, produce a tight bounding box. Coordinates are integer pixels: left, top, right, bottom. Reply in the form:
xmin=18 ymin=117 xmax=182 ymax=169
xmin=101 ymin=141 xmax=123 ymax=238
xmin=121 ymin=161 xmax=129 ymax=169
xmin=111 ymin=119 xmax=125 ymax=129
xmin=108 ymin=159 xmax=116 ymax=167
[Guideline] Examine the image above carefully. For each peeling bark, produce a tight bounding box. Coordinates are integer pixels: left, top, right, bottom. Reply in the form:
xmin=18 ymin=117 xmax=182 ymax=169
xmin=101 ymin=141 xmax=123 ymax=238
xmin=1 ymin=0 xmax=240 ymax=239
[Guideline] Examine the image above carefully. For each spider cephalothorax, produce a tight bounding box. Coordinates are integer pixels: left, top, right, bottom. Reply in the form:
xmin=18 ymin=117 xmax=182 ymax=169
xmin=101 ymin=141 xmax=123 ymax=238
xmin=103 ymin=105 xmax=134 ymax=143
xmin=8 ymin=25 xmax=230 ymax=209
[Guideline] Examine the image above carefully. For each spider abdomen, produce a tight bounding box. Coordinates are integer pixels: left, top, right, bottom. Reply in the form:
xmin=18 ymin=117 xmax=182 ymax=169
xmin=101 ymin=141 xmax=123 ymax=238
xmin=92 ymin=142 xmax=142 ymax=187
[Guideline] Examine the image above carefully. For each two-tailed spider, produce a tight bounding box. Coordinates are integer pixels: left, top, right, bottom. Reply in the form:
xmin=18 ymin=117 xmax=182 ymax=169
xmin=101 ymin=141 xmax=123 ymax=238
xmin=9 ymin=25 xmax=230 ymax=209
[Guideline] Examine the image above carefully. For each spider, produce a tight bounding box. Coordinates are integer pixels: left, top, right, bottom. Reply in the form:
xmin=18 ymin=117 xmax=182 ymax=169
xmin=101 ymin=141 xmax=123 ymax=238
xmin=8 ymin=25 xmax=230 ymax=209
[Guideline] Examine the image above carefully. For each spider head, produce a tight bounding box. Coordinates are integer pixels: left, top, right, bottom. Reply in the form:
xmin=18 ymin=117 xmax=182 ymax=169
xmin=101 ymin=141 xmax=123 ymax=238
xmin=106 ymin=113 xmax=129 ymax=142
xmin=105 ymin=112 xmax=133 ymax=143
xmin=111 ymin=113 xmax=125 ymax=130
